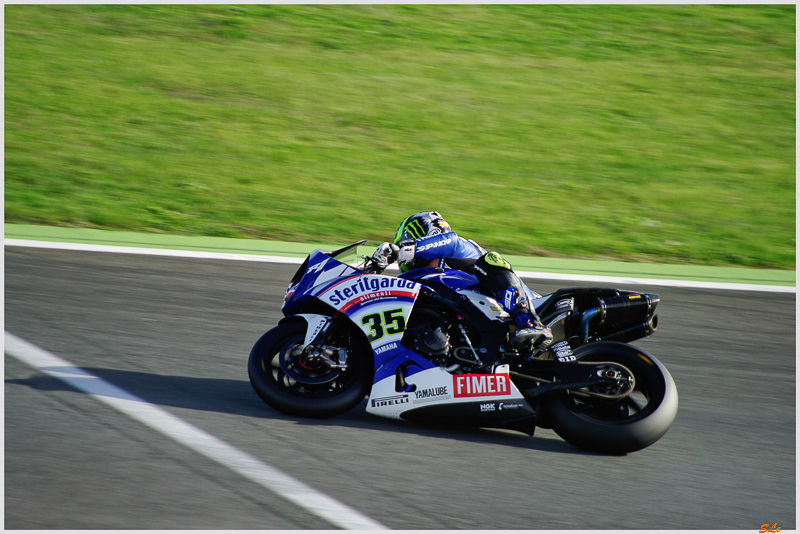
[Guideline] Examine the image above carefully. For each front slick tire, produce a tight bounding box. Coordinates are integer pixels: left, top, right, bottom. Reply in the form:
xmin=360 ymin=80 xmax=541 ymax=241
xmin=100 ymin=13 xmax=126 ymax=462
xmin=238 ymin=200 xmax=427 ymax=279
xmin=541 ymin=342 xmax=678 ymax=454
xmin=248 ymin=321 xmax=373 ymax=418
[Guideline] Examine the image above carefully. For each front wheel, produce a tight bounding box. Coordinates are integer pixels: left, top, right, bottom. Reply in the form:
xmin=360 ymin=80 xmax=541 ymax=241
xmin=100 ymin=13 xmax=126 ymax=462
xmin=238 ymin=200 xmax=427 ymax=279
xmin=540 ymin=341 xmax=678 ymax=454
xmin=248 ymin=320 xmax=374 ymax=418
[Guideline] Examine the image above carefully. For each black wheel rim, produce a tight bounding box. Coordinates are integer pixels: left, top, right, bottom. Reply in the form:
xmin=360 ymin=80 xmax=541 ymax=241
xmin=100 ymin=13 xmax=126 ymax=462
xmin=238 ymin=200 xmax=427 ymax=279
xmin=277 ymin=335 xmax=343 ymax=385
xmin=258 ymin=329 xmax=362 ymax=399
xmin=563 ymin=354 xmax=665 ymax=424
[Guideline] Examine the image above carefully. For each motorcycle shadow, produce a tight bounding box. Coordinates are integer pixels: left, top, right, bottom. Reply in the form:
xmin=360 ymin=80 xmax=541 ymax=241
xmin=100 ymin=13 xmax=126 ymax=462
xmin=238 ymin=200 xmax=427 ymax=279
xmin=302 ymin=398 xmax=603 ymax=456
xmin=6 ymin=368 xmax=601 ymax=456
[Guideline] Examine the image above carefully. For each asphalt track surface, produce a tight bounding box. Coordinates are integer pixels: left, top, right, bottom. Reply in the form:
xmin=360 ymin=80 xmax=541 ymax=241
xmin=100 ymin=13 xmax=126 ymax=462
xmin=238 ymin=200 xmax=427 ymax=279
xmin=5 ymin=247 xmax=796 ymax=530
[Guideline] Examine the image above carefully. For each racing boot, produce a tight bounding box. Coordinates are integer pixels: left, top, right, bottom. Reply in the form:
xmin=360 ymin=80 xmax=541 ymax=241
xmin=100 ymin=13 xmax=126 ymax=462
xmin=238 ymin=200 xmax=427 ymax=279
xmin=500 ymin=288 xmax=553 ymax=349
xmin=511 ymin=315 xmax=553 ymax=349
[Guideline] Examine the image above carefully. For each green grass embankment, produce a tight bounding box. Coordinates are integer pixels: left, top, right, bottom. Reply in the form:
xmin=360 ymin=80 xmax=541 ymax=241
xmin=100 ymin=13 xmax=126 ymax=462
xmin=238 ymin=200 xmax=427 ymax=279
xmin=5 ymin=5 xmax=795 ymax=269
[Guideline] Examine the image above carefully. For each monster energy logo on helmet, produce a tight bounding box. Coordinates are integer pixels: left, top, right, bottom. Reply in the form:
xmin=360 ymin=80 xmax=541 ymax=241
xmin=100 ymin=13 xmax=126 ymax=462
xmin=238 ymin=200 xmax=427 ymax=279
xmin=394 ymin=211 xmax=453 ymax=273
xmin=397 ymin=217 xmax=427 ymax=241
xmin=394 ymin=211 xmax=451 ymax=244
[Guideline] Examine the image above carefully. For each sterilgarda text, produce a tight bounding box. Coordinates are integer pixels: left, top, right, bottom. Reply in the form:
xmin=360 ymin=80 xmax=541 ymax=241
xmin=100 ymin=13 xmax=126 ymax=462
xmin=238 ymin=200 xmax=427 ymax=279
xmin=326 ymin=277 xmax=417 ymax=306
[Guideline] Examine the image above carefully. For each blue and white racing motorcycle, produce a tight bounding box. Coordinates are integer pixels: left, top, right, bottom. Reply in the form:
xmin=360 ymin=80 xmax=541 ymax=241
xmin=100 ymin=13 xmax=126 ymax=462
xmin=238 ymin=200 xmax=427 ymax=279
xmin=248 ymin=241 xmax=678 ymax=454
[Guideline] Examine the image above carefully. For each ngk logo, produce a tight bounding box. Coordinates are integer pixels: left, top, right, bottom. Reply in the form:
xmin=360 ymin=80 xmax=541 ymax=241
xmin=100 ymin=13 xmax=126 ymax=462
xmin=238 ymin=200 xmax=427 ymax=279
xmin=453 ymin=374 xmax=511 ymax=398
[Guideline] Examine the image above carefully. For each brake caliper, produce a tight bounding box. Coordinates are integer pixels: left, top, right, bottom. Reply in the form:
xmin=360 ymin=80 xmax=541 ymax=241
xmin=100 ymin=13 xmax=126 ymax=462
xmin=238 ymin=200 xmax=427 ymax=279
xmin=302 ymin=345 xmax=349 ymax=371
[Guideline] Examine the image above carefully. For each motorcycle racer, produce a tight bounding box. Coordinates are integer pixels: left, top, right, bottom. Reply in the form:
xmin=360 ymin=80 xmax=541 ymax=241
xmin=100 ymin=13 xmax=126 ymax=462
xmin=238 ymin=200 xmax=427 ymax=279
xmin=372 ymin=211 xmax=553 ymax=349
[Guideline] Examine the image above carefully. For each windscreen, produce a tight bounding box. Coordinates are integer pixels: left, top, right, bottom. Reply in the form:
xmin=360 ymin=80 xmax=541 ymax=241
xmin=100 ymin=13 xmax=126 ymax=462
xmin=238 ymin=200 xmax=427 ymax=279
xmin=289 ymin=240 xmax=367 ymax=285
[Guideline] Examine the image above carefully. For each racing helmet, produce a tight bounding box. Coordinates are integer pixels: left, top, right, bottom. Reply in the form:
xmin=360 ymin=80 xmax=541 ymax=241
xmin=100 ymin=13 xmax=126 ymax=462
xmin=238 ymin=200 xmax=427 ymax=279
xmin=394 ymin=211 xmax=452 ymax=272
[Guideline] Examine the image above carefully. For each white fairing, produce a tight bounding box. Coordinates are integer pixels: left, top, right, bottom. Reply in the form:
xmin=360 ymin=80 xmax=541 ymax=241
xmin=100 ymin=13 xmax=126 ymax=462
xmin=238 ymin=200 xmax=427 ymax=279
xmin=457 ymin=288 xmax=545 ymax=321
xmin=366 ymin=364 xmax=527 ymax=420
xmin=458 ymin=290 xmax=510 ymax=320
xmin=315 ymin=274 xmax=421 ymax=351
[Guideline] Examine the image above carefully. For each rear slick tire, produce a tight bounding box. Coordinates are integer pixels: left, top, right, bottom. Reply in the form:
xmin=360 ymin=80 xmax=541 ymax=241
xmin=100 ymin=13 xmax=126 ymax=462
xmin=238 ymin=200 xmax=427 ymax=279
xmin=541 ymin=341 xmax=678 ymax=454
xmin=248 ymin=321 xmax=373 ymax=418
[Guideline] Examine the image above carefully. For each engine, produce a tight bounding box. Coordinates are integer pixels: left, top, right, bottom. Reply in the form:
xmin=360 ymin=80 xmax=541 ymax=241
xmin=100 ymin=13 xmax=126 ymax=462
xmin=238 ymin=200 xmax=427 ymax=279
xmin=404 ymin=310 xmax=452 ymax=367
xmin=402 ymin=305 xmax=485 ymax=370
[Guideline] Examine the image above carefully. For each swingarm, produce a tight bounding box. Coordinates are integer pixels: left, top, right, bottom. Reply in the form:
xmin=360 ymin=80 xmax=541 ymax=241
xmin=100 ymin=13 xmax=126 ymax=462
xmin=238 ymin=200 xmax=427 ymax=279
xmin=510 ymin=359 xmax=635 ymax=401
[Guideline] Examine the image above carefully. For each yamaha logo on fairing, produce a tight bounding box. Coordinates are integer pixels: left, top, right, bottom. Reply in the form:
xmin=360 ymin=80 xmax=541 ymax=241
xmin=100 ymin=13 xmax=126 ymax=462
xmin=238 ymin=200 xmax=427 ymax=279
xmin=375 ymin=342 xmax=398 ymax=355
xmin=307 ymin=260 xmax=327 ymax=274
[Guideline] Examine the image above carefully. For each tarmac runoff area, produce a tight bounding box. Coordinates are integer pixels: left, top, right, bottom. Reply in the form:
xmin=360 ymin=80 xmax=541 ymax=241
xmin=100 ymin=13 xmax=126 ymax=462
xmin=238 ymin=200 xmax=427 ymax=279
xmin=4 ymin=224 xmax=795 ymax=294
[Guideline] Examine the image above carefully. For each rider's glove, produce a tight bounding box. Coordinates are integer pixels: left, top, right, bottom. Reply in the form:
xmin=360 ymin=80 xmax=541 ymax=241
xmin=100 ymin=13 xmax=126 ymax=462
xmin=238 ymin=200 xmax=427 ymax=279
xmin=396 ymin=240 xmax=416 ymax=264
xmin=372 ymin=242 xmax=400 ymax=270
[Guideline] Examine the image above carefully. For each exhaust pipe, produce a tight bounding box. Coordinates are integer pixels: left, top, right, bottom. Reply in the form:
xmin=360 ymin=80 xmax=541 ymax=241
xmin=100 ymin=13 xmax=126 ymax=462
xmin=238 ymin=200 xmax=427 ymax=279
xmin=595 ymin=314 xmax=659 ymax=343
xmin=596 ymin=293 xmax=659 ymax=325
xmin=580 ymin=293 xmax=659 ymax=343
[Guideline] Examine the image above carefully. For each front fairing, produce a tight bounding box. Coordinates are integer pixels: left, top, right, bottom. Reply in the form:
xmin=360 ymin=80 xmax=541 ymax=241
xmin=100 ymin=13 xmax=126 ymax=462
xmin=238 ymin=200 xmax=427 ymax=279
xmin=282 ymin=249 xmax=424 ymax=367
xmin=282 ymin=250 xmax=361 ymax=314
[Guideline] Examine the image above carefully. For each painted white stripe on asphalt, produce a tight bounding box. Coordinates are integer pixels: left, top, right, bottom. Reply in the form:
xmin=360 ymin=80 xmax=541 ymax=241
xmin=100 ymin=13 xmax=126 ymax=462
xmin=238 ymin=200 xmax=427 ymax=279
xmin=4 ymin=331 xmax=389 ymax=531
xmin=4 ymin=238 xmax=305 ymax=264
xmin=5 ymin=238 xmax=795 ymax=293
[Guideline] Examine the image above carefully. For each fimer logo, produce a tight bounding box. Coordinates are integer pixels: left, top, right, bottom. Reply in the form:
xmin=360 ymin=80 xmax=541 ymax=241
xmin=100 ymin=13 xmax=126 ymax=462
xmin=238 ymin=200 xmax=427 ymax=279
xmin=453 ymin=374 xmax=511 ymax=398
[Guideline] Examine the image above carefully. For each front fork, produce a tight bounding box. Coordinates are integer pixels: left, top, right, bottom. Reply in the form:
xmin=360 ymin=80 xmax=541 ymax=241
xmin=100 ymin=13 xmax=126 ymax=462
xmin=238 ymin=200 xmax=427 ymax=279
xmin=281 ymin=313 xmax=350 ymax=370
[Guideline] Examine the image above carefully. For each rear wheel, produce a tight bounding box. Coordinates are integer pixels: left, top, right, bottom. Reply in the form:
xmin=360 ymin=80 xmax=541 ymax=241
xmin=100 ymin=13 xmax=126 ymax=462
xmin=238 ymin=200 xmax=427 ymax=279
xmin=248 ymin=320 xmax=373 ymax=418
xmin=540 ymin=341 xmax=678 ymax=454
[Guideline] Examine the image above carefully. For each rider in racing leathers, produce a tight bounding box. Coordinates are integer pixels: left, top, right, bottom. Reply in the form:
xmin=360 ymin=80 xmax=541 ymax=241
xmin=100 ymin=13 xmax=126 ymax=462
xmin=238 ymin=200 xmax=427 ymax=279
xmin=371 ymin=211 xmax=552 ymax=349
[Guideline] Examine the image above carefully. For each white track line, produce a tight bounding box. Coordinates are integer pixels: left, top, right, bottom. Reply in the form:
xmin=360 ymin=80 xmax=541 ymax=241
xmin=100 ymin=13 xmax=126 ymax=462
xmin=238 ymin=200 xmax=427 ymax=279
xmin=4 ymin=238 xmax=305 ymax=264
xmin=5 ymin=238 xmax=795 ymax=293
xmin=4 ymin=331 xmax=389 ymax=531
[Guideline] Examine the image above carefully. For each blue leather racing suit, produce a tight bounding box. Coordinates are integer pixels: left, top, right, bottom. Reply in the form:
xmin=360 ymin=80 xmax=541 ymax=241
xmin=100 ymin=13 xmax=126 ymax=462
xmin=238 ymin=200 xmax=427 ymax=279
xmin=411 ymin=232 xmax=484 ymax=272
xmin=408 ymin=233 xmax=541 ymax=301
